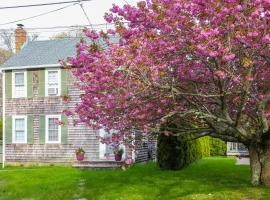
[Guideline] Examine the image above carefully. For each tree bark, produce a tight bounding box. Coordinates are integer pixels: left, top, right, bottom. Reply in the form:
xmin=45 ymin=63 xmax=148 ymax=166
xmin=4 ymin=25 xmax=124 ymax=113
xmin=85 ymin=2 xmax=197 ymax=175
xmin=249 ymin=140 xmax=270 ymax=186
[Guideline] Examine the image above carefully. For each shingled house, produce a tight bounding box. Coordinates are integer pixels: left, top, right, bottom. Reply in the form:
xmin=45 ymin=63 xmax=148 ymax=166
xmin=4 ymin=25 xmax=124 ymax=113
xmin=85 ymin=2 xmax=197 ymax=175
xmin=1 ymin=25 xmax=154 ymax=167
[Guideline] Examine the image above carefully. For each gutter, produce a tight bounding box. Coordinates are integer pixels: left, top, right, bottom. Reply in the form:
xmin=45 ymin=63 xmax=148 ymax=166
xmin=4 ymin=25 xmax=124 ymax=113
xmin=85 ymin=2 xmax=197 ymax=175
xmin=1 ymin=64 xmax=62 ymax=71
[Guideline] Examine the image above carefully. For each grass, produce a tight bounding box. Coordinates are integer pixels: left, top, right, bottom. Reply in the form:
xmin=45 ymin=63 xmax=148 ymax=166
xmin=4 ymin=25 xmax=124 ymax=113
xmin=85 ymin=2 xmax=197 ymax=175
xmin=0 ymin=157 xmax=270 ymax=200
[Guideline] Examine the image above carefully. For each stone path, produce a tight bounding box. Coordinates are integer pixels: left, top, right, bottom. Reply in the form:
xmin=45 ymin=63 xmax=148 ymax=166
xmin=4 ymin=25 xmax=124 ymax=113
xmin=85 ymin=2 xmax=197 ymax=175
xmin=236 ymin=157 xmax=250 ymax=165
xmin=73 ymin=178 xmax=88 ymax=200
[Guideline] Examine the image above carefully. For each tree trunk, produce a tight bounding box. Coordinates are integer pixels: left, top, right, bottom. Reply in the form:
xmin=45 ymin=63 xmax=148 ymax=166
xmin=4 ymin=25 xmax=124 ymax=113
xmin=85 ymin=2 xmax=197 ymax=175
xmin=249 ymin=140 xmax=270 ymax=186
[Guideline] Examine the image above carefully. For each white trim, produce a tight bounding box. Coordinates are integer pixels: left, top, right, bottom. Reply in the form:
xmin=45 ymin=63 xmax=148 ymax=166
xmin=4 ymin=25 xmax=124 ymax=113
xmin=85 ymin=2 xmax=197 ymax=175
xmin=12 ymin=115 xmax=27 ymax=144
xmin=2 ymin=72 xmax=5 ymax=168
xmin=1 ymin=64 xmax=63 ymax=71
xmin=99 ymin=129 xmax=106 ymax=159
xmin=12 ymin=70 xmax=27 ymax=98
xmin=45 ymin=115 xmax=61 ymax=144
xmin=45 ymin=68 xmax=61 ymax=97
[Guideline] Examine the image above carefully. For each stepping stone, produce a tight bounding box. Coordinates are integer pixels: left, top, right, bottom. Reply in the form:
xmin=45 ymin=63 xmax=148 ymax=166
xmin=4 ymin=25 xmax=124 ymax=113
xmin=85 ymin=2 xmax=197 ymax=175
xmin=236 ymin=157 xmax=250 ymax=165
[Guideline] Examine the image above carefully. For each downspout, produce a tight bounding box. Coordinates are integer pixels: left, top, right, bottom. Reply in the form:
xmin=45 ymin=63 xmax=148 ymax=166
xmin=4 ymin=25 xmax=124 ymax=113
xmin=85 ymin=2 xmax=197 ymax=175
xmin=2 ymin=71 xmax=5 ymax=168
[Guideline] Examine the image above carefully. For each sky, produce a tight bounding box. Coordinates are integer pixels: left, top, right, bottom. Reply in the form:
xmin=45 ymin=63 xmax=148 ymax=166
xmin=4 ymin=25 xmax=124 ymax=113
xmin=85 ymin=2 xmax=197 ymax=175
xmin=0 ymin=0 xmax=139 ymax=44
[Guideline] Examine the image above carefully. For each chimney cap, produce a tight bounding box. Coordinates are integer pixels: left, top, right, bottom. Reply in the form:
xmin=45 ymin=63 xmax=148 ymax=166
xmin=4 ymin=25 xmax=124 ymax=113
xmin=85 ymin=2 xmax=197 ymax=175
xmin=16 ymin=24 xmax=24 ymax=27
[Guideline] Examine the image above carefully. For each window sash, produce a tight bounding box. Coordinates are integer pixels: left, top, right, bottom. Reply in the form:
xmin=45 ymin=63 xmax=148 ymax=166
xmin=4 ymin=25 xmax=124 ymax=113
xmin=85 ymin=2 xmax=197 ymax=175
xmin=46 ymin=116 xmax=61 ymax=143
xmin=13 ymin=117 xmax=26 ymax=143
xmin=47 ymin=70 xmax=59 ymax=96
xmin=13 ymin=72 xmax=26 ymax=97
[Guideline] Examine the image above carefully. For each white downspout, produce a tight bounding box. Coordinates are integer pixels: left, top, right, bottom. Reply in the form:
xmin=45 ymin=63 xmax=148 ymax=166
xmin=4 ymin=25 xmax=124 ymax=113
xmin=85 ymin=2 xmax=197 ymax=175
xmin=2 ymin=71 xmax=5 ymax=168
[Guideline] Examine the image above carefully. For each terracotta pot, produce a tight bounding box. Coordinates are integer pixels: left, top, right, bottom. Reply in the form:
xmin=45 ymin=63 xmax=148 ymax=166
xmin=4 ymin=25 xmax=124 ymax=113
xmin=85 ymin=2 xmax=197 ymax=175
xmin=76 ymin=153 xmax=85 ymax=161
xmin=114 ymin=154 xmax=122 ymax=161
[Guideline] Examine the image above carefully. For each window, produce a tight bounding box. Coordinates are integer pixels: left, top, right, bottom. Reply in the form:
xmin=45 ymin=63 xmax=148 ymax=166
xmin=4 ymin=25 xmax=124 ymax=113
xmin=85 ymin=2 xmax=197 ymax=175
xmin=46 ymin=115 xmax=61 ymax=143
xmin=46 ymin=69 xmax=60 ymax=96
xmin=12 ymin=116 xmax=27 ymax=143
xmin=12 ymin=71 xmax=27 ymax=98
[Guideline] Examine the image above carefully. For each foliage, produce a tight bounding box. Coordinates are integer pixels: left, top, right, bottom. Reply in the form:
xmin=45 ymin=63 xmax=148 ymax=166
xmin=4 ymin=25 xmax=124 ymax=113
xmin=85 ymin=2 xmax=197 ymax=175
xmin=68 ymin=1 xmax=270 ymax=185
xmin=114 ymin=148 xmax=124 ymax=155
xmin=0 ymin=48 xmax=12 ymax=65
xmin=75 ymin=147 xmax=85 ymax=155
xmin=1 ymin=158 xmax=270 ymax=199
xmin=157 ymin=134 xmax=210 ymax=170
xmin=209 ymin=137 xmax=227 ymax=156
xmin=0 ymin=119 xmax=2 ymax=141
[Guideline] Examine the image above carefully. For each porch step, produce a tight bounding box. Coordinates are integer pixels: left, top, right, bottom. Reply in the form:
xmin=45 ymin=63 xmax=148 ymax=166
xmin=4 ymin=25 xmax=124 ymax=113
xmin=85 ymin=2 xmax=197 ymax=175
xmin=73 ymin=160 xmax=124 ymax=169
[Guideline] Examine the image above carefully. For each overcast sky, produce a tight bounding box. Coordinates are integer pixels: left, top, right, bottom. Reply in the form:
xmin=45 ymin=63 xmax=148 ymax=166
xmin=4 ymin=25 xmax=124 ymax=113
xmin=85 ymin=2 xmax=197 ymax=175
xmin=0 ymin=0 xmax=139 ymax=42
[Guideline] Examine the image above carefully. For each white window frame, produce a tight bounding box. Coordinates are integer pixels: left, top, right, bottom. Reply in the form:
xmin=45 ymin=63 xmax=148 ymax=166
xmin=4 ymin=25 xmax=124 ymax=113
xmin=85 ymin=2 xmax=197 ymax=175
xmin=12 ymin=115 xmax=27 ymax=144
xmin=99 ymin=129 xmax=126 ymax=160
xmin=45 ymin=68 xmax=61 ymax=97
xmin=12 ymin=70 xmax=27 ymax=98
xmin=45 ymin=115 xmax=61 ymax=144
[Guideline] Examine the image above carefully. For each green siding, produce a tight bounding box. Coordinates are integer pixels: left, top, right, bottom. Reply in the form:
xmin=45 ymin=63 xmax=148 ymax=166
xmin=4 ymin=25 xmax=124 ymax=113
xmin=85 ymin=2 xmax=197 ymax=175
xmin=39 ymin=115 xmax=45 ymax=144
xmin=27 ymin=116 xmax=33 ymax=144
xmin=5 ymin=71 xmax=12 ymax=98
xmin=61 ymin=115 xmax=68 ymax=144
xmin=5 ymin=116 xmax=12 ymax=144
xmin=61 ymin=68 xmax=69 ymax=96
xmin=27 ymin=71 xmax=33 ymax=98
xmin=39 ymin=69 xmax=45 ymax=97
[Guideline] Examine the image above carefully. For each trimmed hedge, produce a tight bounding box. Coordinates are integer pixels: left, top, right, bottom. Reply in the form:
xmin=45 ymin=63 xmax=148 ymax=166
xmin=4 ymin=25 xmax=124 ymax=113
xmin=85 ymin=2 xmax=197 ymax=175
xmin=209 ymin=137 xmax=226 ymax=156
xmin=0 ymin=119 xmax=2 ymax=141
xmin=157 ymin=135 xmax=210 ymax=170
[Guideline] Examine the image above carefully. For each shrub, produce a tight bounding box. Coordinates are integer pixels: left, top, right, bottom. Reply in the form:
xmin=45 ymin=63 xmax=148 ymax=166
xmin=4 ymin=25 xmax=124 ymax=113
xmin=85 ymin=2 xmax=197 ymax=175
xmin=209 ymin=137 xmax=227 ymax=156
xmin=157 ymin=135 xmax=210 ymax=170
xmin=0 ymin=119 xmax=2 ymax=141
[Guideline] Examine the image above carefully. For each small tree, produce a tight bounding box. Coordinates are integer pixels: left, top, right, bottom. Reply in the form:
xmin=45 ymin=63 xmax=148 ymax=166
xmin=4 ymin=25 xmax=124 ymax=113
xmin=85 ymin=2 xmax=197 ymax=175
xmin=68 ymin=1 xmax=270 ymax=186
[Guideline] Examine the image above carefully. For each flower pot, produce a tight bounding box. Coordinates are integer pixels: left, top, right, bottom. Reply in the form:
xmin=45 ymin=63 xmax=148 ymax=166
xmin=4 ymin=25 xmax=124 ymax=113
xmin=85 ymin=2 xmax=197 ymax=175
xmin=76 ymin=153 xmax=85 ymax=161
xmin=114 ymin=154 xmax=122 ymax=161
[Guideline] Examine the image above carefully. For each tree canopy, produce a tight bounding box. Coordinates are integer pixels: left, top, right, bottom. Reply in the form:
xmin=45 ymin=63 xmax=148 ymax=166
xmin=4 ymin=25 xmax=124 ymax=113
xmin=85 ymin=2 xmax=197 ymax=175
xmin=68 ymin=0 xmax=270 ymax=186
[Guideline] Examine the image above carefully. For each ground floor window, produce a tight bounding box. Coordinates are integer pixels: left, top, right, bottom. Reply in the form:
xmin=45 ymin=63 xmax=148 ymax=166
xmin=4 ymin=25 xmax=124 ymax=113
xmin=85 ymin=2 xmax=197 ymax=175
xmin=46 ymin=115 xmax=61 ymax=144
xmin=12 ymin=116 xmax=27 ymax=144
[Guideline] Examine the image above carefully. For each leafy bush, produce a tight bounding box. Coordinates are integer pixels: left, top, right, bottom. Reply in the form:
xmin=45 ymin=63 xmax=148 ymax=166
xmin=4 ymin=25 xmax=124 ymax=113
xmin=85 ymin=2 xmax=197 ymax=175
xmin=209 ymin=137 xmax=227 ymax=156
xmin=0 ymin=119 xmax=2 ymax=141
xmin=157 ymin=135 xmax=210 ymax=170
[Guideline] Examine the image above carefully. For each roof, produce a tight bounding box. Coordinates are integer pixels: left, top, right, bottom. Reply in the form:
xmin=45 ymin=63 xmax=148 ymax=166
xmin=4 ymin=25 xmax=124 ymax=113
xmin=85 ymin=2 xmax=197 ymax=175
xmin=1 ymin=38 xmax=81 ymax=69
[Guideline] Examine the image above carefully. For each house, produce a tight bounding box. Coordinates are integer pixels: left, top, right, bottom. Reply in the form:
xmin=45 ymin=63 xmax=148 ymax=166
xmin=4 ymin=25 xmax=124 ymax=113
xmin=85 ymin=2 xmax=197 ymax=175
xmin=226 ymin=142 xmax=249 ymax=156
xmin=1 ymin=25 xmax=155 ymax=167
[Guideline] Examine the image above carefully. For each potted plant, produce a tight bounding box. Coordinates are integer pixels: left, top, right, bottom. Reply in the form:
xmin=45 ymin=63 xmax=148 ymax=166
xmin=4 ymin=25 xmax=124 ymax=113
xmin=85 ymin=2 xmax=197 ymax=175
xmin=75 ymin=147 xmax=85 ymax=161
xmin=114 ymin=148 xmax=124 ymax=161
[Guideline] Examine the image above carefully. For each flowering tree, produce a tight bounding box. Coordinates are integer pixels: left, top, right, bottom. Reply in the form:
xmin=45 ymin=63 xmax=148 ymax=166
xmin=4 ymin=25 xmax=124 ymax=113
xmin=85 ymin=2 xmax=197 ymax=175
xmin=68 ymin=0 xmax=270 ymax=186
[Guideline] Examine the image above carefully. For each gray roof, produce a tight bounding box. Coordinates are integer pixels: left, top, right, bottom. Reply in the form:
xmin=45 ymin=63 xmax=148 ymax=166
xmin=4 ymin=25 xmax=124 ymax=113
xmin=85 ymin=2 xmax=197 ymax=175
xmin=1 ymin=38 xmax=81 ymax=69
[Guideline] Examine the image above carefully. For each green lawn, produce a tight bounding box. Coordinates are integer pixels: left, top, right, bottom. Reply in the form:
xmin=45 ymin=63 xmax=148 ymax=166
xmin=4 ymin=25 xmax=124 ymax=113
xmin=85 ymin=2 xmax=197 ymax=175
xmin=0 ymin=157 xmax=269 ymax=200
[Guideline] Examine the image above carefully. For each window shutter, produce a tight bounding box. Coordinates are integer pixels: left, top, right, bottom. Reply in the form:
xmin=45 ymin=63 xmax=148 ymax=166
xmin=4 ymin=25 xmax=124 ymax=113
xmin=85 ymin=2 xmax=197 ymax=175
xmin=27 ymin=71 xmax=33 ymax=98
xmin=27 ymin=116 xmax=33 ymax=144
xmin=39 ymin=115 xmax=45 ymax=144
xmin=61 ymin=115 xmax=68 ymax=144
xmin=39 ymin=69 xmax=45 ymax=97
xmin=61 ymin=68 xmax=69 ymax=96
xmin=5 ymin=116 xmax=12 ymax=144
xmin=5 ymin=71 xmax=12 ymax=99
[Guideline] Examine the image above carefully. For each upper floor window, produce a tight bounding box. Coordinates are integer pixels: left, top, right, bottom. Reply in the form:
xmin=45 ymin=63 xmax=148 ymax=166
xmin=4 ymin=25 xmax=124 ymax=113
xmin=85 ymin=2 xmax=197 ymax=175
xmin=12 ymin=116 xmax=27 ymax=144
xmin=45 ymin=69 xmax=60 ymax=96
xmin=45 ymin=115 xmax=61 ymax=144
xmin=12 ymin=71 xmax=27 ymax=98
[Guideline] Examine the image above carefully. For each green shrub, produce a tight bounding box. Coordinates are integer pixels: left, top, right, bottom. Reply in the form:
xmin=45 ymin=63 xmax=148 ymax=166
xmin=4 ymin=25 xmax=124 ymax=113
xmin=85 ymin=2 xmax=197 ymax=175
xmin=157 ymin=134 xmax=187 ymax=170
xmin=209 ymin=137 xmax=226 ymax=156
xmin=157 ymin=135 xmax=210 ymax=170
xmin=0 ymin=119 xmax=2 ymax=141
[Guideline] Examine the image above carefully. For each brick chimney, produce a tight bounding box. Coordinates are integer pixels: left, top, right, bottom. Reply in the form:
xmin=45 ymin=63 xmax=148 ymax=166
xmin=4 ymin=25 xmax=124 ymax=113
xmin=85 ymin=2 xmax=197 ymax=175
xmin=15 ymin=24 xmax=27 ymax=53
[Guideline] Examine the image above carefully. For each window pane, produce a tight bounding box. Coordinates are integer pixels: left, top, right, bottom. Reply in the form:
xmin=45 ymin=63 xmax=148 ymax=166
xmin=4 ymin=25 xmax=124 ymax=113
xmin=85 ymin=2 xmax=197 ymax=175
xmin=48 ymin=118 xmax=59 ymax=142
xmin=15 ymin=118 xmax=25 ymax=142
xmin=48 ymin=71 xmax=58 ymax=85
xmin=15 ymin=73 xmax=24 ymax=86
